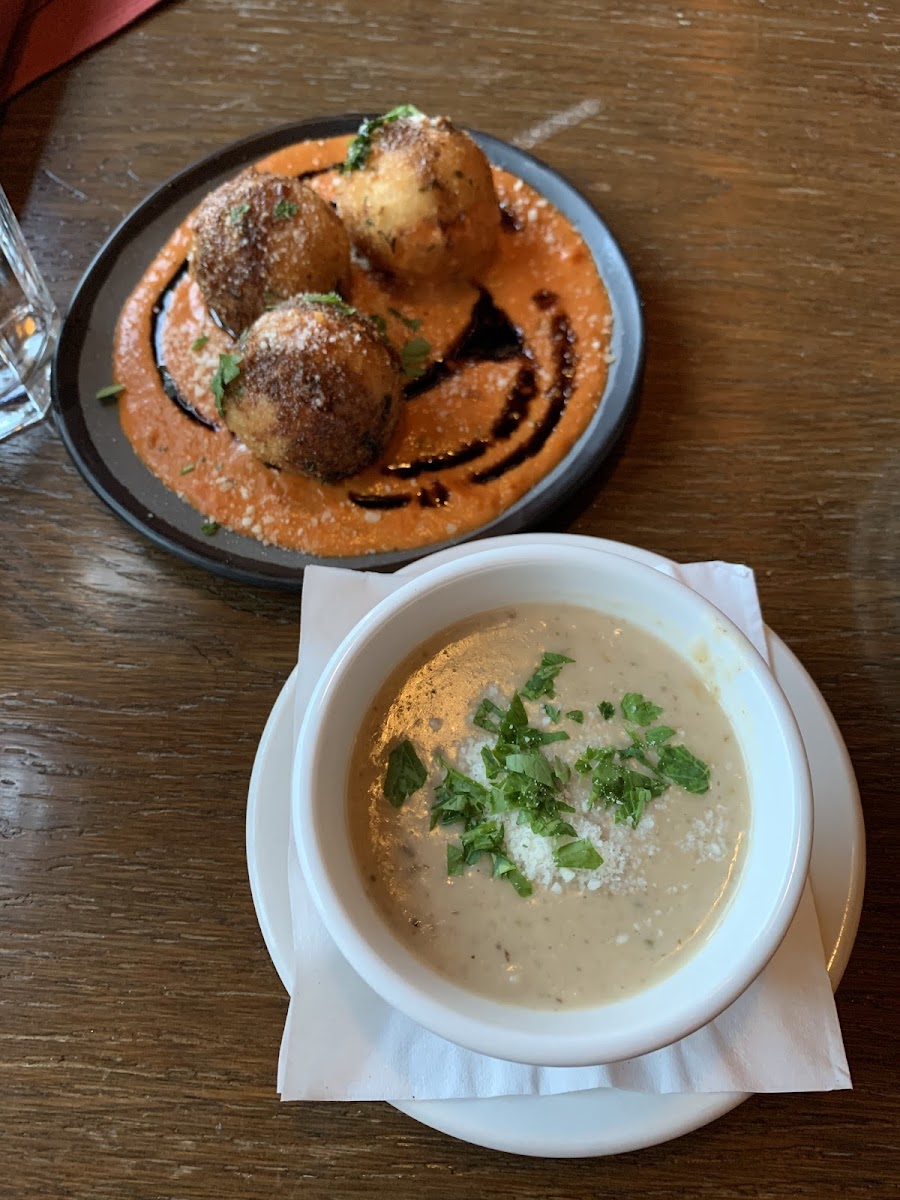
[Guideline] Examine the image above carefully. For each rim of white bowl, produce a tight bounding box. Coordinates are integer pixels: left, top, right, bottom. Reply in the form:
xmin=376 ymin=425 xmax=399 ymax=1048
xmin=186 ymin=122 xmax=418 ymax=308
xmin=291 ymin=544 xmax=813 ymax=1067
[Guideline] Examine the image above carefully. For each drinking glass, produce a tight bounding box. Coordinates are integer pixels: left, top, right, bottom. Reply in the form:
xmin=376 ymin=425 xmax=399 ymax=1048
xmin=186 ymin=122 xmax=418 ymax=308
xmin=0 ymin=185 xmax=60 ymax=441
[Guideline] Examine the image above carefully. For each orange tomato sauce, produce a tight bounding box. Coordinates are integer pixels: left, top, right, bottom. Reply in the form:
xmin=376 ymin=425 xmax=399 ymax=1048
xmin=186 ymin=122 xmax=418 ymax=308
xmin=114 ymin=135 xmax=612 ymax=555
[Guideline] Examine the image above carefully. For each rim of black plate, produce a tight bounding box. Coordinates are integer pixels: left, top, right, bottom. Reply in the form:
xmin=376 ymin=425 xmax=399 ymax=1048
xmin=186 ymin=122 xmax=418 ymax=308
xmin=52 ymin=113 xmax=644 ymax=591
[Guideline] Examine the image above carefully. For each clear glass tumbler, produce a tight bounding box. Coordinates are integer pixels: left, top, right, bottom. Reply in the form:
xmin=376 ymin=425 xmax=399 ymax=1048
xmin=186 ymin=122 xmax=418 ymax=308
xmin=0 ymin=186 xmax=60 ymax=441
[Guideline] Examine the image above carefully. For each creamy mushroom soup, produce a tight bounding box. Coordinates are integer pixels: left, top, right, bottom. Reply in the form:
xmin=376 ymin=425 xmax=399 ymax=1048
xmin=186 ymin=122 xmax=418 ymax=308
xmin=348 ymin=604 xmax=748 ymax=1009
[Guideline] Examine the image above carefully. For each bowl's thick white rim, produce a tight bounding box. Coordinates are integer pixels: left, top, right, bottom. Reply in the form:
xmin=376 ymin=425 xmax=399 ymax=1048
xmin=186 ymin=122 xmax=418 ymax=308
xmin=291 ymin=543 xmax=814 ymax=1067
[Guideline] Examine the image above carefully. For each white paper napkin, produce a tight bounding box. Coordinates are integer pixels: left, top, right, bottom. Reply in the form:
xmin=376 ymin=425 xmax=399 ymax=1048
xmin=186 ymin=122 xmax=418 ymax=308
xmin=277 ymin=559 xmax=850 ymax=1100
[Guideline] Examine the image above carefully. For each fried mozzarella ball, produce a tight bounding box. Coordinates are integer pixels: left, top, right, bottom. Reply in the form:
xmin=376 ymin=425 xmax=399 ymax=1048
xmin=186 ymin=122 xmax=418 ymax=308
xmin=189 ymin=170 xmax=351 ymax=335
xmin=336 ymin=111 xmax=500 ymax=282
xmin=220 ymin=297 xmax=402 ymax=482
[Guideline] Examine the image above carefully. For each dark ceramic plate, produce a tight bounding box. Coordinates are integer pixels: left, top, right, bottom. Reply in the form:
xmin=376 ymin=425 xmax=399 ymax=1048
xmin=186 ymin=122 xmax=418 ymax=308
xmin=52 ymin=115 xmax=643 ymax=590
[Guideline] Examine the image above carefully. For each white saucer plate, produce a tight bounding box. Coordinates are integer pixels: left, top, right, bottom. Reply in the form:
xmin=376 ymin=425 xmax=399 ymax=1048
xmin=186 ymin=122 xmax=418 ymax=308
xmin=246 ymin=535 xmax=865 ymax=1157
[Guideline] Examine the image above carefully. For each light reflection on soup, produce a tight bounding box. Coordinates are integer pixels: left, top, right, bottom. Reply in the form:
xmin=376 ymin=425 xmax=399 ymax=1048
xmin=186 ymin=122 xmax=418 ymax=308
xmin=348 ymin=604 xmax=748 ymax=1009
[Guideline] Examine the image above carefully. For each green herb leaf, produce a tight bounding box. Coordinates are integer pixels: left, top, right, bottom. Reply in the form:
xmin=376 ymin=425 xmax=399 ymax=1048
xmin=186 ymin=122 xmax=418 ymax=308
xmin=616 ymin=781 xmax=654 ymax=827
xmin=543 ymin=703 xmax=561 ymax=723
xmin=447 ymin=843 xmax=465 ymax=876
xmin=191 ymin=335 xmax=209 ymax=352
xmin=473 ymin=697 xmax=504 ymax=733
xmin=552 ymin=757 xmax=571 ymax=786
xmin=229 ymin=202 xmax=250 ymax=224
xmin=501 ymin=693 xmax=528 ymax=733
xmin=656 ymin=744 xmax=710 ymax=794
xmin=538 ymin=729 xmax=571 ymax=744
xmin=554 ymin=839 xmax=604 ymax=871
xmin=565 ymin=709 xmax=585 ymax=724
xmin=460 ymin=818 xmax=506 ymax=865
xmin=521 ymin=651 xmax=575 ymax=701
xmin=301 ymin=291 xmax=357 ymax=316
xmin=95 ymin=383 xmax=125 ymax=401
xmin=529 ymin=811 xmax=578 ymax=838
xmin=645 ymin=725 xmax=677 ymax=745
xmin=597 ymin=700 xmax=615 ymax=720
xmin=200 ymin=520 xmax=219 ymax=536
xmin=504 ymin=751 xmax=555 ymax=787
xmin=340 ymin=104 xmax=424 ymax=173
xmin=491 ymin=853 xmax=533 ymax=897
xmin=383 ymin=739 xmax=427 ymax=807
xmin=619 ymin=728 xmax=655 ymax=769
xmin=588 ymin=757 xmax=666 ymax=825
xmin=400 ymin=335 xmax=431 ymax=379
xmin=387 ymin=305 xmax=423 ymax=331
xmin=621 ymin=692 xmax=663 ymax=726
xmin=574 ymin=745 xmax=614 ymax=774
xmin=274 ymin=199 xmax=298 ymax=219
xmin=431 ymin=760 xmax=489 ymax=828
xmin=210 ymin=352 xmax=242 ymax=415
xmin=481 ymin=745 xmax=502 ymax=779
xmin=370 ymin=313 xmax=388 ymax=337
xmin=180 ymin=463 xmax=196 ymax=476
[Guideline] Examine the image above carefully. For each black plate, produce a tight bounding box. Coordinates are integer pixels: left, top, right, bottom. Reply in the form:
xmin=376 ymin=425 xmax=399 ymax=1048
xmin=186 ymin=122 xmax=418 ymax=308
xmin=52 ymin=115 xmax=643 ymax=590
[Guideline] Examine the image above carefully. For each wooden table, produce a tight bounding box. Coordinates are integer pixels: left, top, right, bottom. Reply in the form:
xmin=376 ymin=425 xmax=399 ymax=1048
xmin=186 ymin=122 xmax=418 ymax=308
xmin=1 ymin=1 xmax=897 ymax=1195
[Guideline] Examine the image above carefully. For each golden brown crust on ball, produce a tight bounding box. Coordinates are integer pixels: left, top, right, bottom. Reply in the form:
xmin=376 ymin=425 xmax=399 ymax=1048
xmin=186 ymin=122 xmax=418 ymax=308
xmin=221 ymin=298 xmax=402 ymax=482
xmin=189 ymin=171 xmax=350 ymax=335
xmin=336 ymin=115 xmax=500 ymax=282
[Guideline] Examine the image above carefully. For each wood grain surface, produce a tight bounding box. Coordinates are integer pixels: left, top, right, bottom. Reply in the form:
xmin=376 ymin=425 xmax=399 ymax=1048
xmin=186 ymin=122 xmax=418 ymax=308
xmin=1 ymin=1 xmax=898 ymax=1196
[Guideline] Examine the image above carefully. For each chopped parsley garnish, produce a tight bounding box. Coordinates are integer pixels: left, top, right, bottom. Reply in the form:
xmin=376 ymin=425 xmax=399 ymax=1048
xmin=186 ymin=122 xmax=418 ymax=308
xmin=383 ymin=739 xmax=427 ymax=807
xmin=586 ymin=756 xmax=665 ymax=827
xmin=431 ymin=759 xmax=490 ymax=828
xmin=447 ymin=843 xmax=465 ymax=876
xmin=430 ymin=675 xmax=580 ymax=896
xmin=95 ymin=383 xmax=125 ymax=402
xmin=210 ymin=352 xmax=242 ymax=415
xmin=621 ymin=692 xmax=664 ymax=726
xmin=400 ymin=336 xmax=431 ymax=379
xmin=370 ymin=313 xmax=388 ymax=337
xmin=520 ymin=651 xmax=575 ymax=701
xmin=575 ymin=710 xmax=710 ymax=825
xmin=490 ymin=853 xmax=532 ymax=897
xmin=340 ymin=104 xmax=424 ymax=172
xmin=554 ymin=839 xmax=603 ymax=871
xmin=645 ymin=725 xmax=676 ymax=745
xmin=274 ymin=199 xmax=298 ymax=219
xmin=301 ymin=292 xmax=357 ymax=316
xmin=383 ymin=662 xmax=710 ymax=901
xmin=191 ymin=335 xmax=209 ymax=352
xmin=180 ymin=463 xmax=196 ymax=475
xmin=200 ymin=520 xmax=219 ymax=536
xmin=460 ymin=818 xmax=506 ymax=860
xmin=656 ymin=744 xmax=710 ymax=793
xmin=473 ymin=697 xmax=504 ymax=733
xmin=229 ymin=202 xmax=250 ymax=224
xmin=387 ymin=306 xmax=423 ymax=331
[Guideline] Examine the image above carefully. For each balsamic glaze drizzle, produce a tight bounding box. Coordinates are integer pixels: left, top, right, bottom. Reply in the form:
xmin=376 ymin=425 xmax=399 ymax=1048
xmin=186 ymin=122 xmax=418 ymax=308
xmin=347 ymin=491 xmax=411 ymax=510
xmin=383 ymin=440 xmax=489 ymax=479
xmin=491 ymin=362 xmax=537 ymax=440
xmin=499 ymin=203 xmax=524 ymax=233
xmin=471 ymin=311 xmax=577 ymax=485
xmin=374 ymin=287 xmax=577 ymax=500
xmin=296 ymin=162 xmax=342 ymax=183
xmin=418 ymin=481 xmax=449 ymax=507
xmin=150 ymin=259 xmax=219 ymax=430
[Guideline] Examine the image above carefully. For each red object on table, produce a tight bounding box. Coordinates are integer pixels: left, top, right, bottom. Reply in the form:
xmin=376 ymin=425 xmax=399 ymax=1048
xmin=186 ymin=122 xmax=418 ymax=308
xmin=0 ymin=0 xmax=163 ymax=104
